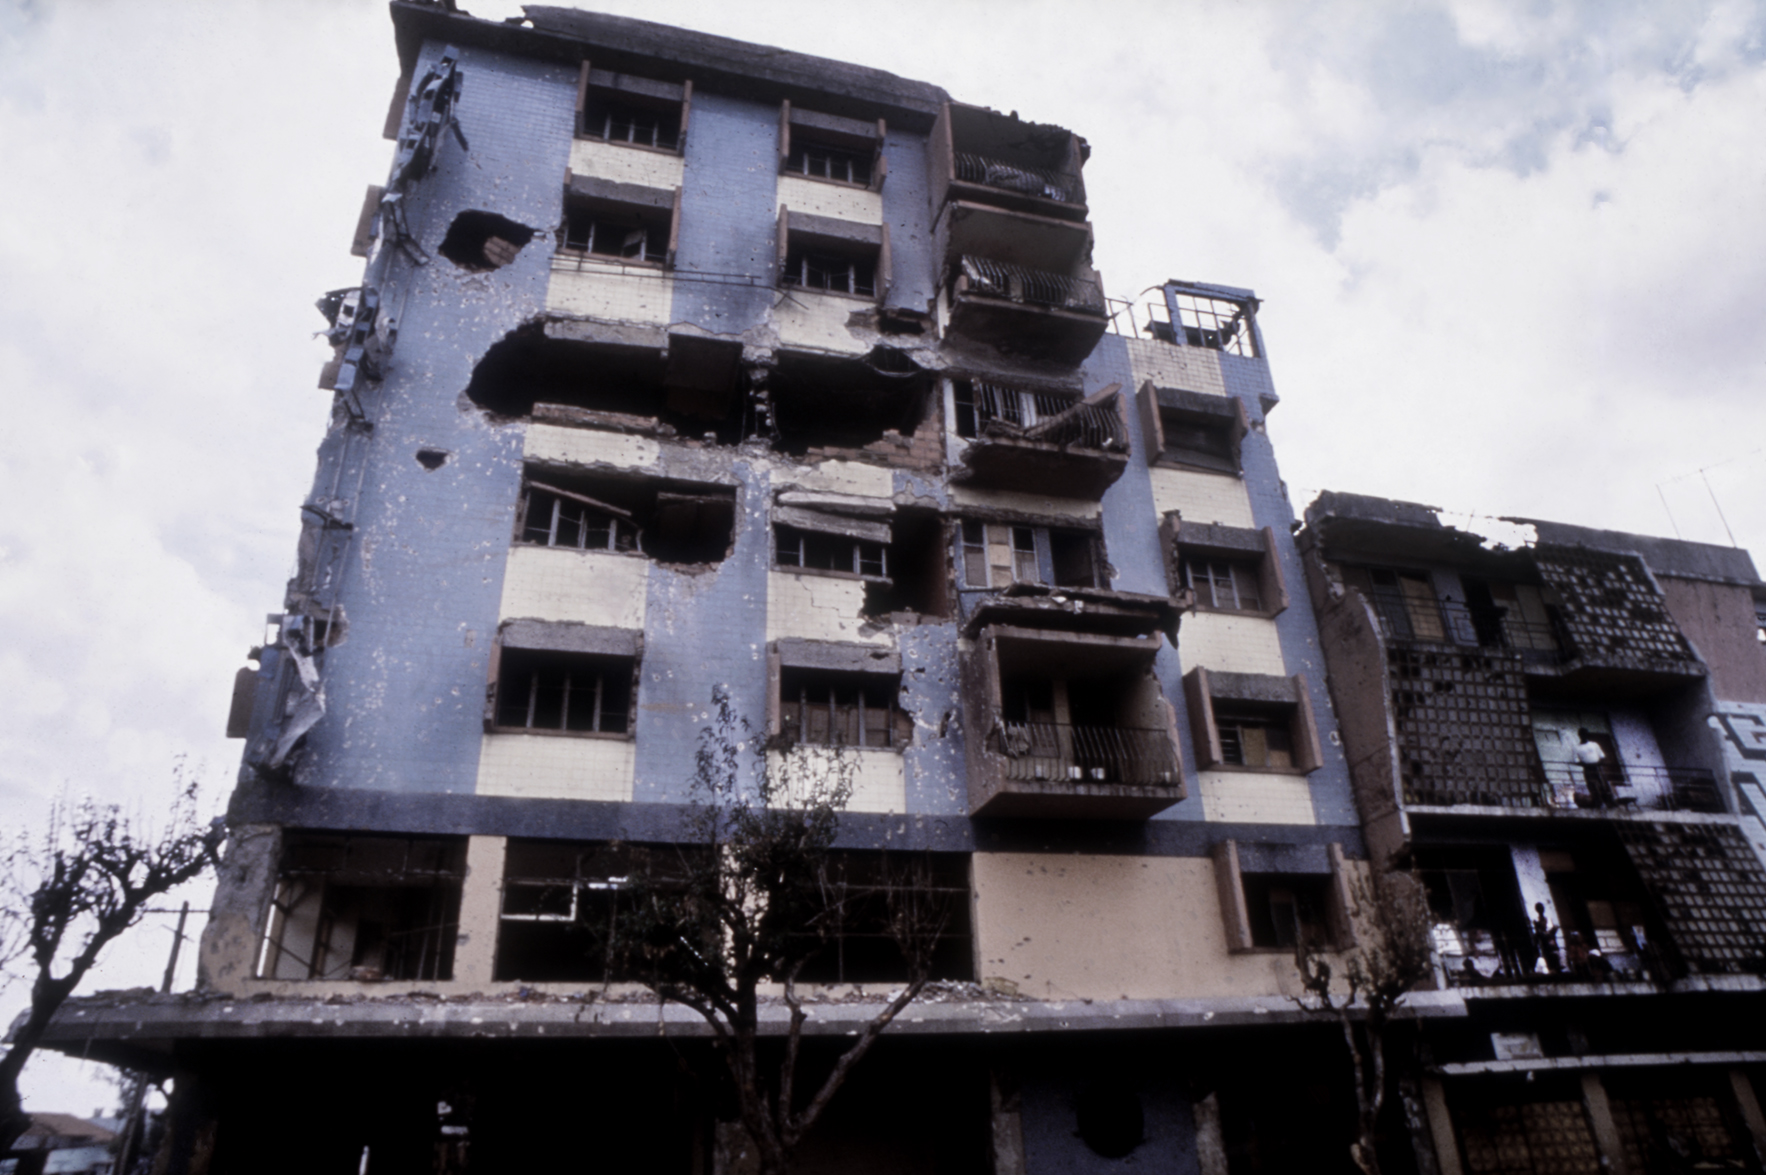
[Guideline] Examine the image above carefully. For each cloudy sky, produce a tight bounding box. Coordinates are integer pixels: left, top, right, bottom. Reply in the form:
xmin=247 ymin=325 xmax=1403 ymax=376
xmin=3 ymin=0 xmax=1764 ymax=1112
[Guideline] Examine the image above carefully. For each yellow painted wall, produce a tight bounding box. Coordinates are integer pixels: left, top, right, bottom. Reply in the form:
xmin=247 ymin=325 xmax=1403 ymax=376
xmin=546 ymin=266 xmax=675 ymax=325
xmin=568 ymin=138 xmax=685 ymax=190
xmin=475 ymin=731 xmax=636 ymax=801
xmin=525 ymin=423 xmax=661 ymax=471
xmin=499 ymin=546 xmax=649 ymax=630
xmin=766 ymin=570 xmax=893 ymax=646
xmin=768 ymin=746 xmax=906 ymax=813
xmin=1148 ymin=467 xmax=1254 ymax=527
xmin=778 ymin=176 xmax=883 ymax=223
xmin=1125 ymin=336 xmax=1227 ymax=398
xmin=1178 ymin=610 xmax=1287 ymax=675
xmin=1197 ymin=771 xmax=1317 ymax=825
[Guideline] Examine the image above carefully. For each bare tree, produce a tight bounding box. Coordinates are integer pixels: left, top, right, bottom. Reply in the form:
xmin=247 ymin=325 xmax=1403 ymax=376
xmin=1294 ymin=861 xmax=1435 ymax=1175
xmin=608 ymin=687 xmax=949 ymax=1175
xmin=0 ymin=770 xmax=221 ymax=1152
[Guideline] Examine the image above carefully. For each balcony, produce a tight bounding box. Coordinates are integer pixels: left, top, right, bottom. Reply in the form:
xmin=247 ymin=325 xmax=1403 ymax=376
xmin=952 ymin=380 xmax=1129 ymax=498
xmin=931 ymin=101 xmax=1088 ymax=221
xmin=1540 ymin=762 xmax=1725 ymax=814
xmin=1433 ymin=923 xmax=1665 ymax=989
xmin=961 ymin=618 xmax=1185 ymax=819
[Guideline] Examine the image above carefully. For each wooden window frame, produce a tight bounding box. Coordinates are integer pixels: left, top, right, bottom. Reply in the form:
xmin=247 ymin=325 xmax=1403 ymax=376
xmin=1161 ymin=514 xmax=1288 ymax=618
xmin=778 ymin=100 xmax=887 ymax=192
xmin=574 ymin=61 xmax=691 ymax=155
xmin=1184 ymin=667 xmax=1323 ymax=775
xmin=1136 ymin=381 xmax=1250 ymax=475
xmin=1214 ymin=840 xmax=1356 ymax=954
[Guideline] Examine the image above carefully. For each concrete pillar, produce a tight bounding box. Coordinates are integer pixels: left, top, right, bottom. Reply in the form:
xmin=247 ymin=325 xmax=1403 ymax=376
xmin=1420 ymin=1078 xmax=1463 ymax=1175
xmin=1579 ymin=1072 xmax=1632 ymax=1175
xmin=990 ymin=1068 xmax=1026 ymax=1175
xmin=1510 ymin=845 xmax=1562 ymax=970
xmin=1728 ymin=1069 xmax=1766 ymax=1166
xmin=452 ymin=835 xmax=507 ymax=987
xmin=196 ymin=823 xmax=283 ymax=992
xmin=1191 ymin=1092 xmax=1229 ymax=1175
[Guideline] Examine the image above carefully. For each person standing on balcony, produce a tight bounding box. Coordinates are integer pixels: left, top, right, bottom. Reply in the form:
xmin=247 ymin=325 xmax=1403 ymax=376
xmin=1574 ymin=728 xmax=1612 ymax=805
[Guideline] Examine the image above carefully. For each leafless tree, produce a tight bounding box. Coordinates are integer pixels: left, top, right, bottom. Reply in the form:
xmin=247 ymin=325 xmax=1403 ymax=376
xmin=0 ymin=769 xmax=221 ymax=1151
xmin=607 ymin=687 xmax=950 ymax=1175
xmin=1293 ymin=861 xmax=1435 ymax=1175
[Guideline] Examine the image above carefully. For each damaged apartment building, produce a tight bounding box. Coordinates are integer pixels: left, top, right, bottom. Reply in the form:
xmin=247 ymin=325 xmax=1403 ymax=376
xmin=29 ymin=3 xmax=1766 ymax=1175
xmin=1296 ymin=493 xmax=1766 ymax=1175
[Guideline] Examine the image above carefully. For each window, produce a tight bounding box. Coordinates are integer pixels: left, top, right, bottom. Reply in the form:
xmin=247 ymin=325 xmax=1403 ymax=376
xmin=1215 ymin=707 xmax=1294 ymax=769
xmin=778 ymin=666 xmax=909 ymax=749
xmin=562 ymin=198 xmax=671 ymax=266
xmin=256 ymin=835 xmax=466 ymax=981
xmin=1213 ymin=840 xmax=1352 ymax=954
xmin=494 ymin=841 xmax=700 ymax=983
xmin=1167 ymin=289 xmax=1258 ymax=357
xmin=1136 ymin=382 xmax=1249 ymax=474
xmin=1342 ymin=566 xmax=1445 ymax=642
xmin=777 ymin=100 xmax=885 ymax=191
xmin=1242 ymin=874 xmax=1330 ymax=949
xmin=1184 ymin=668 xmax=1323 ymax=773
xmin=491 ymin=648 xmax=633 ymax=735
xmin=790 ymin=851 xmax=973 ymax=984
xmin=960 ymin=520 xmax=1101 ymax=589
xmin=785 ymin=140 xmax=871 ymax=186
xmin=776 ymin=209 xmax=889 ymax=301
xmin=1163 ymin=517 xmax=1287 ymax=615
xmin=776 ymin=525 xmax=887 ymax=579
xmin=515 ymin=469 xmax=736 ymax=565
xmin=782 ymin=245 xmax=875 ymax=296
xmin=521 ymin=480 xmax=638 ymax=553
xmin=574 ymin=64 xmax=690 ymax=153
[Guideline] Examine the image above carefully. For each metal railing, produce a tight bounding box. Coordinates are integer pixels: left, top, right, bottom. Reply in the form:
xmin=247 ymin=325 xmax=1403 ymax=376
xmin=955 ymin=256 xmax=1106 ymax=314
xmin=1433 ymin=924 xmax=1668 ymax=988
xmin=1372 ymin=597 xmax=1568 ymax=662
xmin=953 ymin=152 xmax=1081 ymax=204
xmin=991 ymin=719 xmax=1180 ymax=786
xmin=962 ymin=381 xmax=1127 ymax=453
xmin=1540 ymin=762 xmax=1725 ymax=814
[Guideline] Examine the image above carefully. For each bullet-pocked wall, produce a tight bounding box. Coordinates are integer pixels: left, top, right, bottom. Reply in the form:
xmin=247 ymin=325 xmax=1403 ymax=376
xmin=292 ymin=44 xmax=578 ymax=795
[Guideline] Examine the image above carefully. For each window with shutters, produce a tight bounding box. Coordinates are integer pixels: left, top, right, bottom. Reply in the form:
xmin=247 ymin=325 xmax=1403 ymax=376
xmin=960 ymin=520 xmax=1101 ymax=590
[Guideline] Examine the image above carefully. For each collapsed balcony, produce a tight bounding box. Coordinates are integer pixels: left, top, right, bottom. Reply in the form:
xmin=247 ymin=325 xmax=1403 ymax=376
xmin=937 ymin=192 xmax=1105 ymax=363
xmin=961 ymin=611 xmax=1184 ymax=819
xmin=767 ymin=351 xmax=933 ymax=460
xmin=930 ymin=101 xmax=1089 ymax=221
xmin=950 ymin=379 xmax=1128 ymax=498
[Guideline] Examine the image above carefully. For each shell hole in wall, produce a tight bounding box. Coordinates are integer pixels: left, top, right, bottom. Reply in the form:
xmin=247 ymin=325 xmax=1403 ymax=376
xmin=439 ymin=210 xmax=536 ymax=272
xmin=415 ymin=449 xmax=449 ymax=470
xmin=1075 ymin=1081 xmax=1144 ymax=1159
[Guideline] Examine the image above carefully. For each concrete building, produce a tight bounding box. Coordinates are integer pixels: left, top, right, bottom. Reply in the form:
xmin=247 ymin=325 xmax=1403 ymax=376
xmin=36 ymin=4 xmax=1392 ymax=1172
xmin=1297 ymin=492 xmax=1766 ymax=1174
xmin=38 ymin=3 xmax=1766 ymax=1174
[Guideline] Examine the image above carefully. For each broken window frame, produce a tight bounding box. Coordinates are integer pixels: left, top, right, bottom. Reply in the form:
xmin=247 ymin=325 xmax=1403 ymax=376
xmin=787 ymin=850 xmax=974 ymax=985
xmin=1215 ymin=707 xmax=1296 ymax=769
xmin=776 ymin=208 xmax=890 ymax=303
xmin=487 ymin=647 xmax=637 ymax=739
xmin=513 ymin=468 xmax=737 ymax=566
xmin=1184 ymin=667 xmax=1324 ymax=775
xmin=1162 ymin=517 xmax=1289 ymax=617
xmin=777 ymin=100 xmax=887 ymax=192
xmin=518 ymin=480 xmax=641 ymax=554
xmin=1213 ymin=840 xmax=1355 ymax=954
xmin=1343 ymin=565 xmax=1449 ymax=643
xmin=782 ymin=244 xmax=876 ymax=297
xmin=1136 ymin=381 xmax=1250 ymax=476
xmin=574 ymin=63 xmax=691 ymax=155
xmin=775 ymin=524 xmax=889 ymax=582
xmin=959 ymin=519 xmax=1103 ymax=591
xmin=255 ymin=834 xmax=467 ymax=982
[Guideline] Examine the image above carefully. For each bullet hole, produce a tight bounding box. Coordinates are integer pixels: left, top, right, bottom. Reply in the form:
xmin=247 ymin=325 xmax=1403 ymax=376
xmin=439 ymin=210 xmax=536 ymax=271
xmin=416 ymin=449 xmax=450 ymax=470
xmin=1075 ymin=1081 xmax=1144 ymax=1159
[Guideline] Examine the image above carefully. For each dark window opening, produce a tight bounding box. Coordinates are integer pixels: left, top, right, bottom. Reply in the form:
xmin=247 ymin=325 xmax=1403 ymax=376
xmin=1242 ymin=873 xmax=1329 ymax=949
xmin=562 ymin=197 xmax=669 ymax=265
xmin=1215 ymin=705 xmax=1295 ymax=768
xmin=257 ymin=835 xmax=466 ymax=982
xmin=495 ymin=841 xmax=699 ymax=983
xmin=782 ymin=243 xmax=875 ymax=297
xmin=516 ymin=470 xmax=736 ymax=565
xmin=580 ymin=94 xmax=680 ymax=151
xmin=863 ymin=509 xmax=951 ymax=618
xmin=960 ymin=520 xmax=1102 ymax=589
xmin=1185 ymin=557 xmax=1263 ymax=611
xmin=467 ymin=331 xmax=744 ymax=438
xmin=438 ymin=210 xmax=536 ymax=272
xmin=415 ymin=448 xmax=449 ymax=470
xmin=1075 ymin=1082 xmax=1144 ymax=1159
xmin=778 ymin=666 xmax=909 ymax=749
xmin=768 ymin=355 xmax=928 ymax=457
xmin=1160 ymin=415 xmax=1238 ymax=473
xmin=1346 ymin=566 xmax=1447 ymax=642
xmin=1417 ymin=846 xmax=1539 ymax=983
xmin=993 ymin=667 xmax=1179 ymax=786
xmin=493 ymin=648 xmax=633 ymax=735
xmin=776 ymin=526 xmax=887 ymax=579
xmin=786 ymin=140 xmax=872 ymax=186
xmin=790 ymin=851 xmax=973 ymax=984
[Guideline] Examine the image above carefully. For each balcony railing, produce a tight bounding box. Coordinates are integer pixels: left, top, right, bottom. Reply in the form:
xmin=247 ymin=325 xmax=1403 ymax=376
xmin=953 ymin=152 xmax=1081 ymax=205
xmin=1540 ymin=762 xmax=1725 ymax=814
xmin=1372 ymin=597 xmax=1568 ymax=662
xmin=955 ymin=256 xmax=1105 ymax=315
xmin=1433 ymin=923 xmax=1667 ymax=988
xmin=990 ymin=720 xmax=1179 ymax=786
xmin=962 ymin=382 xmax=1127 ymax=453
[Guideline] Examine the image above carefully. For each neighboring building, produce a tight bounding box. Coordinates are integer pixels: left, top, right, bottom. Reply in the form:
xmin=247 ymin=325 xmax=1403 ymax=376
xmin=33 ymin=4 xmax=1766 ymax=1174
xmin=1298 ymin=492 xmax=1766 ymax=1174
